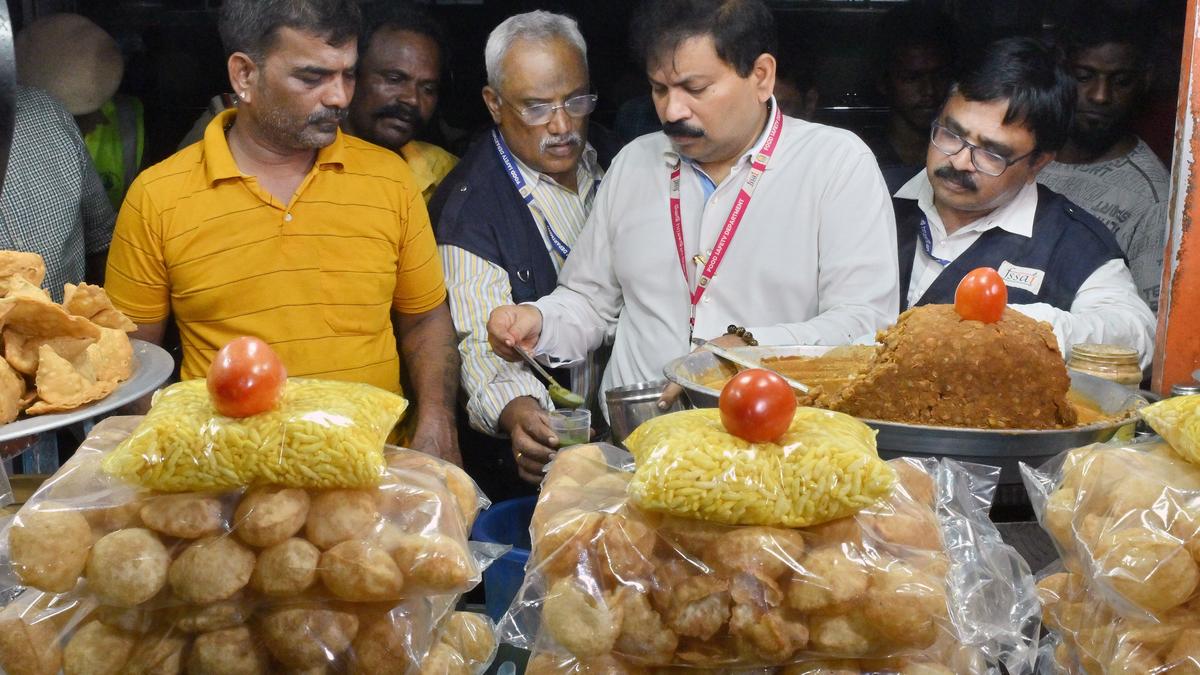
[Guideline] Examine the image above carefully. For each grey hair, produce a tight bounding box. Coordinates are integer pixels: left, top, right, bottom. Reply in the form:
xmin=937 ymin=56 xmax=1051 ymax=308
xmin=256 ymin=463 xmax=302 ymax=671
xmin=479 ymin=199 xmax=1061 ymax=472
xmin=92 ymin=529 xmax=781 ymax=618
xmin=484 ymin=11 xmax=587 ymax=90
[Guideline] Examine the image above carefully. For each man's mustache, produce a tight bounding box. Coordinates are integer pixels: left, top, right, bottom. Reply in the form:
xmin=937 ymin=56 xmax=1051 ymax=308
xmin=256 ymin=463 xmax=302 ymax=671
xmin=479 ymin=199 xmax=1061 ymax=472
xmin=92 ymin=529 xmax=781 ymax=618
xmin=374 ymin=101 xmax=422 ymax=125
xmin=540 ymin=132 xmax=582 ymax=153
xmin=308 ymin=107 xmax=347 ymax=125
xmin=934 ymin=164 xmax=977 ymax=191
xmin=663 ymin=120 xmax=704 ymax=138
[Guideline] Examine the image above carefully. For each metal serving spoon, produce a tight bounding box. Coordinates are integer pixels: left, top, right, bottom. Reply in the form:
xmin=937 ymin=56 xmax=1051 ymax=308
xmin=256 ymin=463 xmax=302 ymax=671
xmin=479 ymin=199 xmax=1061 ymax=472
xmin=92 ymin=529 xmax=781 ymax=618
xmin=691 ymin=337 xmax=810 ymax=394
xmin=516 ymin=348 xmax=585 ymax=409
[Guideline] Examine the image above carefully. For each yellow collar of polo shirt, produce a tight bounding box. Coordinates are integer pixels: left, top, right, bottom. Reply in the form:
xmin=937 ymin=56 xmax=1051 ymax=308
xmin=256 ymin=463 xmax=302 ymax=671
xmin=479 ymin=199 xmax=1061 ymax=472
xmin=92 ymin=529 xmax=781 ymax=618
xmin=203 ymin=108 xmax=347 ymax=186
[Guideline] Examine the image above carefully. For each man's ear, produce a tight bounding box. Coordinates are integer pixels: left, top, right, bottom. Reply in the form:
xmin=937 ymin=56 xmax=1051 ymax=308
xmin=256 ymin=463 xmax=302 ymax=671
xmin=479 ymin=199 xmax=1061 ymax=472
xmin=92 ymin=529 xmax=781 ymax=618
xmin=228 ymin=52 xmax=258 ymax=103
xmin=482 ymin=85 xmax=503 ymax=125
xmin=1028 ymin=150 xmax=1057 ymax=180
xmin=752 ymin=53 xmax=776 ymax=104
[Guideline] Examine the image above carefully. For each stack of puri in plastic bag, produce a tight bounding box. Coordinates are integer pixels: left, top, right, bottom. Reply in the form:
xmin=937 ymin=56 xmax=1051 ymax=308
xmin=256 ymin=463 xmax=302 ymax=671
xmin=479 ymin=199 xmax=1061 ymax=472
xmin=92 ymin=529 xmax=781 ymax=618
xmin=1024 ymin=394 xmax=1200 ymax=674
xmin=499 ymin=407 xmax=1040 ymax=675
xmin=0 ymin=377 xmax=500 ymax=674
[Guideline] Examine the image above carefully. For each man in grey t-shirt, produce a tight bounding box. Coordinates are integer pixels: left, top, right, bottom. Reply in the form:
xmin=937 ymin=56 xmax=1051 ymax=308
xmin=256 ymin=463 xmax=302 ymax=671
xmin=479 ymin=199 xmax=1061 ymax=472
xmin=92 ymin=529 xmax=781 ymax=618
xmin=1038 ymin=8 xmax=1167 ymax=311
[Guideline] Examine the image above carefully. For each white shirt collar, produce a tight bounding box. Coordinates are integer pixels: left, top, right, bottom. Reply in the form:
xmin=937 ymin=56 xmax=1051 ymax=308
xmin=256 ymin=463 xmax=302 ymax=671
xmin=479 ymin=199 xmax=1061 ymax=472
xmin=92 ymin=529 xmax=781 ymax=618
xmin=501 ymin=135 xmax=601 ymax=193
xmin=895 ymin=170 xmax=1039 ymax=238
xmin=662 ymin=96 xmax=779 ymax=170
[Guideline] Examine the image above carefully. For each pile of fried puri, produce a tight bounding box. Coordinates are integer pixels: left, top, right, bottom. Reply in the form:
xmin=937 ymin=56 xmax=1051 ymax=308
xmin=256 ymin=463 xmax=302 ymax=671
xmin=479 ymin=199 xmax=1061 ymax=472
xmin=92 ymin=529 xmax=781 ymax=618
xmin=504 ymin=444 xmax=1023 ymax=674
xmin=0 ymin=416 xmax=498 ymax=674
xmin=1029 ymin=437 xmax=1200 ymax=674
xmin=0 ymin=251 xmax=136 ymax=423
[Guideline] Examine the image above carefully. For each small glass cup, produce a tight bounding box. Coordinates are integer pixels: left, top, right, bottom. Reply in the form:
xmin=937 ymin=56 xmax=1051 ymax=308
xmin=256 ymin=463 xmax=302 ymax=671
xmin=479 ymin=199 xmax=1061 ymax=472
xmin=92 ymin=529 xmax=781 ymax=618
xmin=549 ymin=409 xmax=591 ymax=447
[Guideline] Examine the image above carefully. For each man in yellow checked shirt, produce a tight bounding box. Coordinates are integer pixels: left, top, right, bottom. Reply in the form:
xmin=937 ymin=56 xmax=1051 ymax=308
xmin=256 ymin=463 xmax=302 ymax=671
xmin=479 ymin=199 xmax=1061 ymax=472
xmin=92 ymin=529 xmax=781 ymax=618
xmin=104 ymin=0 xmax=462 ymax=466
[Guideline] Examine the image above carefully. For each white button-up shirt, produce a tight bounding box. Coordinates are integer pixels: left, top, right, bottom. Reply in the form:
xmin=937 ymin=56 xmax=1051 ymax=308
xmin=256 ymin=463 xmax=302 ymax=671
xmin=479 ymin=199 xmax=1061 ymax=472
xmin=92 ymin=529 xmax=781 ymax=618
xmin=897 ymin=172 xmax=1156 ymax=369
xmin=532 ymin=108 xmax=900 ymax=407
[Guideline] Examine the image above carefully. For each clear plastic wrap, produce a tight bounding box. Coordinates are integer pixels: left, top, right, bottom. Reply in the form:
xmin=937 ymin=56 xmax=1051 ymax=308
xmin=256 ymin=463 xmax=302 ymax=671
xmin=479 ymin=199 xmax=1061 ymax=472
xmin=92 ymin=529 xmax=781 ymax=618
xmin=102 ymin=378 xmax=409 ymax=491
xmin=623 ymin=408 xmax=895 ymax=527
xmin=500 ymin=444 xmax=1040 ymax=674
xmin=1022 ymin=438 xmax=1200 ymax=674
xmin=0 ymin=416 xmax=500 ymax=674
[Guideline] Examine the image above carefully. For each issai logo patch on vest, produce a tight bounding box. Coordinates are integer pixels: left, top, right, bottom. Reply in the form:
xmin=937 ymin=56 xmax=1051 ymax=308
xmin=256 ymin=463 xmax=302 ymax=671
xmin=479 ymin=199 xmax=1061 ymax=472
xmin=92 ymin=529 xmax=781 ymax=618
xmin=996 ymin=261 xmax=1045 ymax=294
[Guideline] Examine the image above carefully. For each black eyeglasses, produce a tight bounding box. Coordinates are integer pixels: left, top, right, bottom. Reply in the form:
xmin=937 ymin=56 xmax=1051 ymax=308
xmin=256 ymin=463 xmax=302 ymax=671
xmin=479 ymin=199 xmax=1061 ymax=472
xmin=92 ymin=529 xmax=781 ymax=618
xmin=930 ymin=123 xmax=1035 ymax=177
xmin=501 ymin=94 xmax=598 ymax=126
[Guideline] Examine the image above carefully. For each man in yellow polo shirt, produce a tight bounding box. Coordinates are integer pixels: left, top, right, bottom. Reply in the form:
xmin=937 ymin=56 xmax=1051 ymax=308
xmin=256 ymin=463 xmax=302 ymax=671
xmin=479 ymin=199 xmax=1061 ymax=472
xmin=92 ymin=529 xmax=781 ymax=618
xmin=105 ymin=0 xmax=462 ymax=465
xmin=344 ymin=3 xmax=457 ymax=203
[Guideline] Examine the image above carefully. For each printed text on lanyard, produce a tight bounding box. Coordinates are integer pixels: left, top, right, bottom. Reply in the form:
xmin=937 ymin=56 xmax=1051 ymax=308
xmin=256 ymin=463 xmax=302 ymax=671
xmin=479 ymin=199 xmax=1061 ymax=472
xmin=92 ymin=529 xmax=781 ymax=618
xmin=670 ymin=105 xmax=784 ymax=338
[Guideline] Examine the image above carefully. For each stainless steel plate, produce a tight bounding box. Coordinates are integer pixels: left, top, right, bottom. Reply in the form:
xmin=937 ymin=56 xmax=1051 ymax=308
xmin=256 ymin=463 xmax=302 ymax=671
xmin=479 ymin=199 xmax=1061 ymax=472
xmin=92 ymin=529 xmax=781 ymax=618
xmin=0 ymin=339 xmax=174 ymax=443
xmin=664 ymin=345 xmax=1146 ymax=485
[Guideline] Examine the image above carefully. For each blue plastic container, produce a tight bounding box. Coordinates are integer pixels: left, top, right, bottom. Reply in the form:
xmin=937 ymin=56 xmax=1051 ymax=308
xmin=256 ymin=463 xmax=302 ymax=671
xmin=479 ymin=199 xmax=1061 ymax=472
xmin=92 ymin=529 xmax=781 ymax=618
xmin=471 ymin=495 xmax=536 ymax=621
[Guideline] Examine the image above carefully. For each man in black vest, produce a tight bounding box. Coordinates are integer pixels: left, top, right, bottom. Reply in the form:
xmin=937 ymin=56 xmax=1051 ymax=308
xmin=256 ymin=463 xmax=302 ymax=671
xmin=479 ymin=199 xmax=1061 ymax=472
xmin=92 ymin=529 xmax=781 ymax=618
xmin=430 ymin=11 xmax=615 ymax=497
xmin=894 ymin=37 xmax=1155 ymax=368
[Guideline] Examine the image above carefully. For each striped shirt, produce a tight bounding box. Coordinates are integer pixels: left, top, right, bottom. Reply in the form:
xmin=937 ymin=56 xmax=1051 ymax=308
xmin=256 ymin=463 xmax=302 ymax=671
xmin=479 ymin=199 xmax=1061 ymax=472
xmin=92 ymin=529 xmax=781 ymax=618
xmin=106 ymin=109 xmax=446 ymax=392
xmin=440 ymin=143 xmax=603 ymax=435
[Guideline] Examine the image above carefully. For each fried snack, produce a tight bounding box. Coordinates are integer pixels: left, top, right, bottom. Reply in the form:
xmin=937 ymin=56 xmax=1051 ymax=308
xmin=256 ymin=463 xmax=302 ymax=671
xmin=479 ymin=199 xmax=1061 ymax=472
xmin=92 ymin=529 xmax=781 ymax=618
xmin=0 ymin=293 xmax=101 ymax=340
xmin=1141 ymin=394 xmax=1200 ymax=465
xmin=544 ymin=576 xmax=623 ymax=658
xmin=709 ymin=526 xmax=806 ymax=579
xmin=171 ymin=595 xmax=252 ymax=633
xmin=0 ymin=356 xmax=24 ymax=422
xmin=391 ymin=533 xmax=471 ymax=592
xmin=87 ymin=528 xmax=170 ymax=607
xmin=168 ymin=535 xmax=256 ymax=604
xmin=665 ymin=575 xmax=731 ymax=641
xmin=124 ymin=631 xmax=187 ymax=675
xmin=596 ymin=513 xmax=656 ymax=584
xmin=0 ymin=251 xmax=46 ymax=286
xmin=95 ymin=605 xmax=160 ymax=635
xmin=62 ymin=621 xmax=136 ymax=675
xmin=419 ymin=643 xmax=469 ymax=675
xmin=9 ymin=506 xmax=91 ymax=592
xmin=1094 ymin=526 xmax=1200 ymax=613
xmin=28 ymin=342 xmax=118 ymax=414
xmin=730 ymin=603 xmax=809 ymax=662
xmin=626 ymin=408 xmax=894 ymax=527
xmin=259 ymin=604 xmax=359 ymax=669
xmin=138 ymin=493 xmax=224 ymax=539
xmin=187 ymin=626 xmax=268 ymax=675
xmin=4 ymin=332 xmax=93 ymax=377
xmin=87 ymin=328 xmax=133 ymax=384
xmin=525 ymin=653 xmax=649 ymax=675
xmin=320 ymin=540 xmax=405 ymax=602
xmin=62 ymin=283 xmax=136 ymax=332
xmin=549 ymin=445 xmax=612 ymax=486
xmin=780 ymin=660 xmax=860 ymax=675
xmin=103 ymin=379 xmax=407 ymax=491
xmin=348 ymin=614 xmax=413 ymax=675
xmin=436 ymin=612 xmax=496 ymax=666
xmin=250 ymin=537 xmax=321 ymax=597
xmin=306 ymin=490 xmax=378 ymax=550
xmin=0 ymin=616 xmax=62 ymax=675
xmin=83 ymin=501 xmax=144 ymax=534
xmin=1166 ymin=629 xmax=1200 ymax=672
xmin=859 ymin=505 xmax=941 ymax=550
xmin=808 ymin=612 xmax=878 ymax=656
xmin=610 ymin=587 xmax=678 ymax=664
xmin=786 ymin=545 xmax=870 ymax=613
xmin=235 ymin=486 xmax=310 ymax=547
xmin=862 ymin=560 xmax=947 ymax=649
xmin=534 ymin=509 xmax=603 ymax=580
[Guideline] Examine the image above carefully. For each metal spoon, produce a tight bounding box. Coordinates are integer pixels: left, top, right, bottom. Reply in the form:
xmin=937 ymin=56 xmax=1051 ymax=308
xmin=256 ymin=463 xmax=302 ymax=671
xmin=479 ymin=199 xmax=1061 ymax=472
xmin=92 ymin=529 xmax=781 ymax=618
xmin=691 ymin=337 xmax=810 ymax=394
xmin=516 ymin=348 xmax=585 ymax=409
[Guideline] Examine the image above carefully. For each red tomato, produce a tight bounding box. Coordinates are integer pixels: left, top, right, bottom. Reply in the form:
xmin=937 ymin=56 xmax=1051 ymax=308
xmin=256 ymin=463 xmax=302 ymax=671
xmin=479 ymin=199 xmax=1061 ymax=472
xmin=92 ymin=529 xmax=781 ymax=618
xmin=207 ymin=337 xmax=287 ymax=418
xmin=719 ymin=368 xmax=797 ymax=443
xmin=954 ymin=267 xmax=1008 ymax=323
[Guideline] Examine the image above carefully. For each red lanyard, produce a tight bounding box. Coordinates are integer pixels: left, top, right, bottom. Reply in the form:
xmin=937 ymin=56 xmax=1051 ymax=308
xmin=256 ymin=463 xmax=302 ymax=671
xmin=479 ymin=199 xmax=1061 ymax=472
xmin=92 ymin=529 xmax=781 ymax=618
xmin=670 ymin=105 xmax=784 ymax=334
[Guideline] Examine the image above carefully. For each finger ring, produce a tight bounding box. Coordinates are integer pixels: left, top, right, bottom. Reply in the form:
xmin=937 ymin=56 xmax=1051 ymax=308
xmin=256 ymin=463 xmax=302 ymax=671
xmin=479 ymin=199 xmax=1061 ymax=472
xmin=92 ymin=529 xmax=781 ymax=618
xmin=516 ymin=451 xmax=524 ymax=459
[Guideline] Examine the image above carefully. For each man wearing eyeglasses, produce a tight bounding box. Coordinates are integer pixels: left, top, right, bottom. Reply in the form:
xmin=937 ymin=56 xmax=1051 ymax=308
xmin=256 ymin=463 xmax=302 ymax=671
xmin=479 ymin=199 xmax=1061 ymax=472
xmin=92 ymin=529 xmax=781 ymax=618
xmin=430 ymin=11 xmax=617 ymax=494
xmin=894 ymin=37 xmax=1154 ymax=367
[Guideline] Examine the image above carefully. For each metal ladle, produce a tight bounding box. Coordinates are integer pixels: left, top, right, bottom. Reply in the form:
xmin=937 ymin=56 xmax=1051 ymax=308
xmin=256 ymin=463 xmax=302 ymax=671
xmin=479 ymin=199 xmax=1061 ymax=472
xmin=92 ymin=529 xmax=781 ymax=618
xmin=516 ymin=348 xmax=584 ymax=409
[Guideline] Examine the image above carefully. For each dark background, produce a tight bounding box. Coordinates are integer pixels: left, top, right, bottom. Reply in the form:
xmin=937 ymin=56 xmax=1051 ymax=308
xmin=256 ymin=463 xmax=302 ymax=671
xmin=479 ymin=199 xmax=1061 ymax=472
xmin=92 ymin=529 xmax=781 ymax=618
xmin=8 ymin=0 xmax=1189 ymax=167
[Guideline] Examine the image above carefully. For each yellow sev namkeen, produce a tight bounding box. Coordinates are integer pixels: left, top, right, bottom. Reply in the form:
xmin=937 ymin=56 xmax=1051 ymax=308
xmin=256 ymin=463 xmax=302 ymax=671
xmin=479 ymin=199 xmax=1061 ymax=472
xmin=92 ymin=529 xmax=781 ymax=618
xmin=624 ymin=408 xmax=895 ymax=527
xmin=102 ymin=379 xmax=407 ymax=491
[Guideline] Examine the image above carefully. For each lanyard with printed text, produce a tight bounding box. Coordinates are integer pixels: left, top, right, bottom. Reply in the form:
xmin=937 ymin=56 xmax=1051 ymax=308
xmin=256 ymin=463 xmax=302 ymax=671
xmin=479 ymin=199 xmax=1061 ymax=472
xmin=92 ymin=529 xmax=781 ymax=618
xmin=918 ymin=216 xmax=952 ymax=266
xmin=669 ymin=104 xmax=784 ymax=335
xmin=492 ymin=129 xmax=596 ymax=260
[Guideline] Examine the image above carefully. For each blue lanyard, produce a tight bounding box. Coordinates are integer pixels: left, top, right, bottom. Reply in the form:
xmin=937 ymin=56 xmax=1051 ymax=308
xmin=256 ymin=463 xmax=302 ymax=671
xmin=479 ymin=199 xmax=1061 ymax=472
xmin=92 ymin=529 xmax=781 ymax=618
xmin=918 ymin=216 xmax=952 ymax=266
xmin=491 ymin=129 xmax=592 ymax=260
